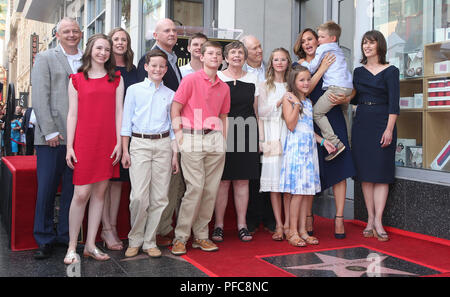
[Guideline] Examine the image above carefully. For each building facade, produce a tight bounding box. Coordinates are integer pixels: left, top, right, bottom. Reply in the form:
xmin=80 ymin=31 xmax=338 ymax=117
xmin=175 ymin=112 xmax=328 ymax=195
xmin=3 ymin=0 xmax=450 ymax=239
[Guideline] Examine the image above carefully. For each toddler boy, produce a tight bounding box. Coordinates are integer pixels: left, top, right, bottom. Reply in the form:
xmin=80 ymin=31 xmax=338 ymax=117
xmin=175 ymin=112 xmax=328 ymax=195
xmin=301 ymin=21 xmax=353 ymax=161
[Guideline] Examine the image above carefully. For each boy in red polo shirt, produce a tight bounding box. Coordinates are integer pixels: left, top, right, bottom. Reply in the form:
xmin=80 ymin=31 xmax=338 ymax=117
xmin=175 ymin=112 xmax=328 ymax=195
xmin=170 ymin=41 xmax=230 ymax=255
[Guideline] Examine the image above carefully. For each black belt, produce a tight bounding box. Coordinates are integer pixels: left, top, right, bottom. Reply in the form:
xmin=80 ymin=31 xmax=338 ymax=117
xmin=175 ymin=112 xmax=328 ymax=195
xmin=359 ymin=101 xmax=387 ymax=106
xmin=132 ymin=131 xmax=170 ymax=139
xmin=182 ymin=128 xmax=215 ymax=135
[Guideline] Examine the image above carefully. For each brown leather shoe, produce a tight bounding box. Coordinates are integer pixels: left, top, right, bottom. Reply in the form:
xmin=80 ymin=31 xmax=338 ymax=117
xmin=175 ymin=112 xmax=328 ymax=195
xmin=171 ymin=240 xmax=187 ymax=256
xmin=192 ymin=239 xmax=219 ymax=252
xmin=125 ymin=246 xmax=140 ymax=258
xmin=143 ymin=247 xmax=162 ymax=258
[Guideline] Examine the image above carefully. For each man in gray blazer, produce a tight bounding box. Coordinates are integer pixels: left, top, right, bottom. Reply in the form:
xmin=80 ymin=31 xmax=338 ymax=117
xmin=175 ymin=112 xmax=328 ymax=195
xmin=31 ymin=17 xmax=82 ymax=259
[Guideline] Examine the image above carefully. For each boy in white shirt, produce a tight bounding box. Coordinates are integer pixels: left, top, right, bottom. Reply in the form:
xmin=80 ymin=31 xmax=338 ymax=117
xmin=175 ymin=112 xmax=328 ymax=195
xmin=179 ymin=33 xmax=208 ymax=78
xmin=121 ymin=49 xmax=179 ymax=258
xmin=301 ymin=21 xmax=353 ymax=161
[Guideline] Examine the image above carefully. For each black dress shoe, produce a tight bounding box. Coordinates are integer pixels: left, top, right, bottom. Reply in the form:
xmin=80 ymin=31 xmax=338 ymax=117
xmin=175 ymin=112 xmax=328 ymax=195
xmin=34 ymin=244 xmax=53 ymax=260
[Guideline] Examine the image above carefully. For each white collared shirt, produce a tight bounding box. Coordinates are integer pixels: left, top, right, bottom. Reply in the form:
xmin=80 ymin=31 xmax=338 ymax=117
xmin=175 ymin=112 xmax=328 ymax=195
xmin=179 ymin=63 xmax=195 ymax=78
xmin=243 ymin=62 xmax=266 ymax=82
xmin=121 ymin=78 xmax=175 ymax=140
xmin=60 ymin=45 xmax=83 ymax=74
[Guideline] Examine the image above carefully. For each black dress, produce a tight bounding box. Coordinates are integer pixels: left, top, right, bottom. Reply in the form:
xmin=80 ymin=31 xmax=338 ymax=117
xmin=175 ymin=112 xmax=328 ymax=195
xmin=351 ymin=65 xmax=400 ymax=183
xmin=112 ymin=65 xmax=138 ymax=182
xmin=218 ymin=72 xmax=260 ymax=180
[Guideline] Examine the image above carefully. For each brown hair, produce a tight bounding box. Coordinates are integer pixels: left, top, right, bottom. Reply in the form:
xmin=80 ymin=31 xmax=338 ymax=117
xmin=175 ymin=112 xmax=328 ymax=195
xmin=293 ymin=28 xmax=319 ymax=60
xmin=286 ymin=65 xmax=311 ymax=114
xmin=317 ymin=21 xmax=341 ymax=41
xmin=201 ymin=41 xmax=223 ymax=55
xmin=265 ymin=47 xmax=292 ymax=92
xmin=360 ymin=30 xmax=388 ymax=65
xmin=108 ymin=27 xmax=135 ymax=72
xmin=78 ymin=33 xmax=117 ymax=82
xmin=223 ymin=41 xmax=248 ymax=60
xmin=188 ymin=32 xmax=208 ymax=46
xmin=145 ymin=49 xmax=168 ymax=64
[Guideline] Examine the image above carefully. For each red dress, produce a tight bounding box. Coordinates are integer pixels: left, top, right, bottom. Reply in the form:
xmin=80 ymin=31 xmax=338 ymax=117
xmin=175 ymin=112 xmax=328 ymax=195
xmin=70 ymin=71 xmax=121 ymax=185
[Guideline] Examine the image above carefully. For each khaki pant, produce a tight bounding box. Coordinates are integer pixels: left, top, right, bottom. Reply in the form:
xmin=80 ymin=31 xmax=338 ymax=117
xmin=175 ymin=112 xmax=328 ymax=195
xmin=128 ymin=136 xmax=173 ymax=250
xmin=174 ymin=132 xmax=226 ymax=243
xmin=313 ymin=85 xmax=353 ymax=146
xmin=157 ymin=156 xmax=185 ymax=236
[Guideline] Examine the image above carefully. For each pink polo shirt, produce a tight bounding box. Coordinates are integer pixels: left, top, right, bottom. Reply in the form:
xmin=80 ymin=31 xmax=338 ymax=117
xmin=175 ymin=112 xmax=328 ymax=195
xmin=174 ymin=69 xmax=231 ymax=130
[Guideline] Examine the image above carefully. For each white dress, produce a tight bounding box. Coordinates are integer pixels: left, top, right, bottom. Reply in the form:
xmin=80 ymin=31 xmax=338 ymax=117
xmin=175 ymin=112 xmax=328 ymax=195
xmin=258 ymin=81 xmax=288 ymax=192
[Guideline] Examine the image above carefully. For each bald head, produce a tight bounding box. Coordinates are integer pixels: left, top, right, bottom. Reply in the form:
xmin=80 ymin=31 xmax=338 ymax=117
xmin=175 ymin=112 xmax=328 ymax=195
xmin=240 ymin=35 xmax=263 ymax=68
xmin=153 ymin=18 xmax=178 ymax=52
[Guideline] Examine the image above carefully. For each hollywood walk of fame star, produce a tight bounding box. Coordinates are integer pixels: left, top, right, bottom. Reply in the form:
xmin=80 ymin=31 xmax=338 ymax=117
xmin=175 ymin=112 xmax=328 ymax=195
xmin=285 ymin=252 xmax=417 ymax=277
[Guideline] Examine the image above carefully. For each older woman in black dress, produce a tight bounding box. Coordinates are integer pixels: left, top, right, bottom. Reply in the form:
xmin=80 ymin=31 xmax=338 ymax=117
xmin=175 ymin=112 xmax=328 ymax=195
xmin=212 ymin=41 xmax=260 ymax=243
xmin=351 ymin=30 xmax=399 ymax=242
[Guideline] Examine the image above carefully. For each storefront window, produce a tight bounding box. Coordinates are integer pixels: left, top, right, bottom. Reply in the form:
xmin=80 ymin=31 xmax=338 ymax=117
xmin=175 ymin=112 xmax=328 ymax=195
xmin=171 ymin=0 xmax=204 ymax=27
xmin=120 ymin=0 xmax=131 ymax=32
xmin=374 ymin=0 xmax=450 ymax=173
xmin=142 ymin=0 xmax=167 ymax=53
xmin=87 ymin=0 xmax=105 ymax=38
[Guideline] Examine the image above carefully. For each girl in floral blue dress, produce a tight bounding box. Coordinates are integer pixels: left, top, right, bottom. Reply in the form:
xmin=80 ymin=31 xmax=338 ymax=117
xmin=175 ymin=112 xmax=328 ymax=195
xmin=279 ymin=66 xmax=335 ymax=247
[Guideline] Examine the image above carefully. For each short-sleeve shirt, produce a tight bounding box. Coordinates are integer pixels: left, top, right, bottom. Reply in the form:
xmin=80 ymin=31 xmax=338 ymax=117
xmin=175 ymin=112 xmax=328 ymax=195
xmin=173 ymin=69 xmax=231 ymax=130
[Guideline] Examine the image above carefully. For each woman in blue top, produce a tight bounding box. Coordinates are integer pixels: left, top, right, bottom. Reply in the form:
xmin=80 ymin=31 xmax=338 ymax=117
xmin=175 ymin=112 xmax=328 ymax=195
xmin=101 ymin=27 xmax=138 ymax=251
xmin=10 ymin=117 xmax=22 ymax=155
xmin=293 ymin=28 xmax=356 ymax=239
xmin=351 ymin=30 xmax=399 ymax=242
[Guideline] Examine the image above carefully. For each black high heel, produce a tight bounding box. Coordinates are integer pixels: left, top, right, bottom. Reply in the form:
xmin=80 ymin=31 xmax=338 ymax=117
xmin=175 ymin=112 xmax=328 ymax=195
xmin=334 ymin=216 xmax=346 ymax=239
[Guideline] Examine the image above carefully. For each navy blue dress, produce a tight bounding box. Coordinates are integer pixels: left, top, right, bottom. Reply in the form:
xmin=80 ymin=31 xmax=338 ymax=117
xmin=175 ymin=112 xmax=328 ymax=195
xmin=294 ymin=62 xmax=356 ymax=190
xmin=112 ymin=65 xmax=138 ymax=182
xmin=351 ymin=65 xmax=400 ymax=183
xmin=311 ymin=79 xmax=356 ymax=190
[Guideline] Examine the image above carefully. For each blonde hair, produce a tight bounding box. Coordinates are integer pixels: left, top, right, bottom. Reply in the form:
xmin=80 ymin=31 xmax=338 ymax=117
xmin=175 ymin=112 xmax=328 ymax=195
xmin=317 ymin=21 xmax=341 ymax=41
xmin=265 ymin=48 xmax=291 ymax=92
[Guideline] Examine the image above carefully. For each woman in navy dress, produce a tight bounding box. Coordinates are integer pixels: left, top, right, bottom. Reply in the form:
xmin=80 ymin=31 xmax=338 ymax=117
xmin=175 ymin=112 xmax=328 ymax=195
xmin=293 ymin=28 xmax=356 ymax=239
xmin=351 ymin=30 xmax=399 ymax=242
xmin=101 ymin=27 xmax=138 ymax=251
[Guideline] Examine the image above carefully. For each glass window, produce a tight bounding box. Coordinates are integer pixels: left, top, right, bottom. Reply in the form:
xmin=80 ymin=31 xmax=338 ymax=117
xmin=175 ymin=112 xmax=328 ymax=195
xmin=171 ymin=0 xmax=204 ymax=27
xmin=142 ymin=0 xmax=168 ymax=53
xmin=120 ymin=0 xmax=131 ymax=31
xmin=374 ymin=0 xmax=450 ymax=173
xmin=87 ymin=0 xmax=105 ymax=38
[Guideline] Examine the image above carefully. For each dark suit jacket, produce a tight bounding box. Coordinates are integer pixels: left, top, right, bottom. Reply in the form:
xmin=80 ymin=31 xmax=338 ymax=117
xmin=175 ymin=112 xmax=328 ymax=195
xmin=21 ymin=108 xmax=33 ymax=134
xmin=137 ymin=45 xmax=182 ymax=92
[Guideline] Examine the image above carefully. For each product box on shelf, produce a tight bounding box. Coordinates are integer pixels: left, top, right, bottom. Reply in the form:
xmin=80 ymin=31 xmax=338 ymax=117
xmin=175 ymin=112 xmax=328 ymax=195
xmin=395 ymin=138 xmax=416 ymax=167
xmin=406 ymin=146 xmax=423 ymax=168
xmin=399 ymin=97 xmax=414 ymax=109
xmin=414 ymin=93 xmax=423 ymax=108
xmin=431 ymin=140 xmax=450 ymax=171
xmin=434 ymin=61 xmax=450 ymax=75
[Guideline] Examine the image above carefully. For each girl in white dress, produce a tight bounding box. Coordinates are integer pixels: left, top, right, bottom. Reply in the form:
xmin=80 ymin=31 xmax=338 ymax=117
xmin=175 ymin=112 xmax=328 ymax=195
xmin=258 ymin=48 xmax=292 ymax=241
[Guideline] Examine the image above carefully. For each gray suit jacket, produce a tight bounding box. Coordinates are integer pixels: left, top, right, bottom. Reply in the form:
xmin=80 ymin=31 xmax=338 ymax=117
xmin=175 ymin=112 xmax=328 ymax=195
xmin=31 ymin=44 xmax=76 ymax=145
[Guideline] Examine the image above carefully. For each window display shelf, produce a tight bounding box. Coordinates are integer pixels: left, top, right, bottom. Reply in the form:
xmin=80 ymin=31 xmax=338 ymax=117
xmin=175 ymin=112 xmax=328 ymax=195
xmin=396 ymin=41 xmax=450 ymax=173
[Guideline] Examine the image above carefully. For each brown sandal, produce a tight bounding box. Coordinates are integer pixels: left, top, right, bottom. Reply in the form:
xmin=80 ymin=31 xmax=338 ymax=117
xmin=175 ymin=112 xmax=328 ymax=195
xmin=287 ymin=232 xmax=306 ymax=247
xmin=300 ymin=233 xmax=319 ymax=245
xmin=272 ymin=226 xmax=284 ymax=241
